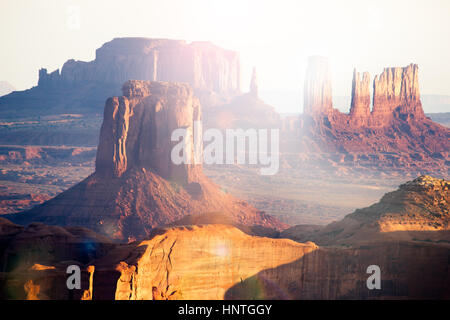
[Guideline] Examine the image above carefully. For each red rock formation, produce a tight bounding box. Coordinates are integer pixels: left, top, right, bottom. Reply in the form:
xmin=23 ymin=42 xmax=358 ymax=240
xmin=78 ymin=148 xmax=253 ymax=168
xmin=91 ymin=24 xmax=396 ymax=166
xmin=96 ymin=81 xmax=202 ymax=185
xmin=8 ymin=81 xmax=286 ymax=240
xmin=349 ymin=69 xmax=370 ymax=126
xmin=298 ymin=58 xmax=449 ymax=174
xmin=0 ymin=217 xmax=113 ymax=300
xmin=4 ymin=223 xmax=450 ymax=300
xmin=282 ymin=175 xmax=450 ymax=246
xmin=303 ymin=56 xmax=333 ymax=115
xmin=2 ymin=176 xmax=450 ymax=300
xmin=371 ymin=64 xmax=424 ymax=126
xmin=204 ymin=69 xmax=280 ymax=130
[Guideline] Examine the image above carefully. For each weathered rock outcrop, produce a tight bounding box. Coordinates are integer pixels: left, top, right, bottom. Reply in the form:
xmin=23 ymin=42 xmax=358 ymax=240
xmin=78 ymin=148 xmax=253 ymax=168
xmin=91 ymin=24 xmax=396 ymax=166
xmin=4 ymin=223 xmax=448 ymax=300
xmin=371 ymin=64 xmax=424 ymax=125
xmin=96 ymin=80 xmax=202 ymax=184
xmin=282 ymin=175 xmax=450 ymax=246
xmin=304 ymin=60 xmax=425 ymax=125
xmin=7 ymin=81 xmax=285 ymax=240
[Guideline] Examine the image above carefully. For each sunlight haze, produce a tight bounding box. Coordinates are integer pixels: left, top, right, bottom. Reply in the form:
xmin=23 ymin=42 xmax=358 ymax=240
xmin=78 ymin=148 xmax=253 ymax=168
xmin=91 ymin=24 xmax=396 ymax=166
xmin=1 ymin=0 xmax=450 ymax=112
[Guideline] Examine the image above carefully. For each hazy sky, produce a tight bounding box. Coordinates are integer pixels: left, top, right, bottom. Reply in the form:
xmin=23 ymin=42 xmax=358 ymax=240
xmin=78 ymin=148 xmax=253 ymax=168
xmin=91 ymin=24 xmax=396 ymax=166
xmin=1 ymin=0 xmax=450 ymax=112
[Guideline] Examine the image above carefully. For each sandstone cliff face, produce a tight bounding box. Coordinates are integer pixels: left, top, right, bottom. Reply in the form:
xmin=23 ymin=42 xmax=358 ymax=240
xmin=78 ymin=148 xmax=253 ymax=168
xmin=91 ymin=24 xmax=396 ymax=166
xmin=107 ymin=225 xmax=318 ymax=300
xmin=2 ymin=215 xmax=449 ymax=299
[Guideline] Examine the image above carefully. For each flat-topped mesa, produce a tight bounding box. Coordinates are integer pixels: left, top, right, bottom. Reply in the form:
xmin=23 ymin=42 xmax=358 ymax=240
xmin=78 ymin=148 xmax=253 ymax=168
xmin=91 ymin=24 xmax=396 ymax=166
xmin=57 ymin=38 xmax=241 ymax=98
xmin=371 ymin=63 xmax=424 ymax=124
xmin=95 ymin=80 xmax=202 ymax=185
xmin=349 ymin=69 xmax=371 ymax=126
xmin=303 ymin=56 xmax=333 ymax=116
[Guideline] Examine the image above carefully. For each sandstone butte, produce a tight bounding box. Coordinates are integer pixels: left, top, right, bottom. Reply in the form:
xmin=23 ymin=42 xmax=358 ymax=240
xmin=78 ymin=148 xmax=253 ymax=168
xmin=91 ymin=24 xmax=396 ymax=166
xmin=1 ymin=176 xmax=450 ymax=300
xmin=291 ymin=56 xmax=450 ymax=174
xmin=6 ymin=80 xmax=286 ymax=241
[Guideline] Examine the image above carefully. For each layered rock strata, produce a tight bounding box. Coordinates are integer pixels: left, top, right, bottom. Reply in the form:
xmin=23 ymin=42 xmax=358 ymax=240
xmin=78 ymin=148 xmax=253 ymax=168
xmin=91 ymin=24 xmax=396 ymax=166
xmin=95 ymin=80 xmax=202 ymax=184
xmin=349 ymin=69 xmax=371 ymax=126
xmin=2 ymin=222 xmax=449 ymax=300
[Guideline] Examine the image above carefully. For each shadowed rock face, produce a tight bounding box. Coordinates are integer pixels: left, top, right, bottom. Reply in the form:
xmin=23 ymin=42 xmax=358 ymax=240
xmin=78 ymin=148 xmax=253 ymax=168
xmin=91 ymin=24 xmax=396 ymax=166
xmin=7 ymin=81 xmax=286 ymax=240
xmin=107 ymin=225 xmax=319 ymax=300
xmin=304 ymin=59 xmax=425 ymax=126
xmin=3 ymin=223 xmax=448 ymax=300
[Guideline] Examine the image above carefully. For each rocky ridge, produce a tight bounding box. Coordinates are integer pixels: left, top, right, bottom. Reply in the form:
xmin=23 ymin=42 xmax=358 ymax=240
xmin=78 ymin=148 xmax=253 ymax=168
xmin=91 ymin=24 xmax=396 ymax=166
xmin=1 ymin=222 xmax=449 ymax=300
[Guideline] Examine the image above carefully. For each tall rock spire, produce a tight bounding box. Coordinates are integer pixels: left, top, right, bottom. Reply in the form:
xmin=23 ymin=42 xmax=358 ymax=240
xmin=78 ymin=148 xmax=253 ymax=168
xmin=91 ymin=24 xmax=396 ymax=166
xmin=349 ymin=69 xmax=371 ymax=125
xmin=303 ymin=56 xmax=333 ymax=115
